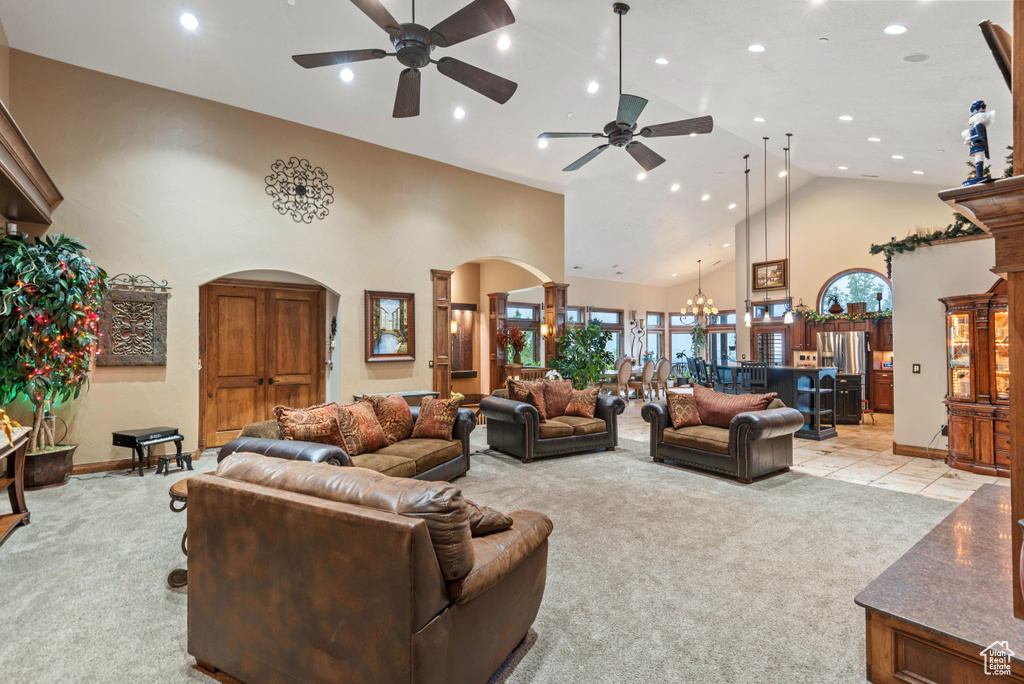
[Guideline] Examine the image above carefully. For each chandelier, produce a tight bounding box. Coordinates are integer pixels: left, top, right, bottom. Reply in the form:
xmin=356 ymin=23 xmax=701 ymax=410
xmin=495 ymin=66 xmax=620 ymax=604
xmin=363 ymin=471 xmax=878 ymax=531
xmin=684 ymin=259 xmax=718 ymax=326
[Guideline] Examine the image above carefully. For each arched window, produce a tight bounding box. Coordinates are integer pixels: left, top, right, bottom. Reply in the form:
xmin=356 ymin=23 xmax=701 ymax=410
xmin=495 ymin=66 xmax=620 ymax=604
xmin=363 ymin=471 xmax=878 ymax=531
xmin=818 ymin=269 xmax=892 ymax=313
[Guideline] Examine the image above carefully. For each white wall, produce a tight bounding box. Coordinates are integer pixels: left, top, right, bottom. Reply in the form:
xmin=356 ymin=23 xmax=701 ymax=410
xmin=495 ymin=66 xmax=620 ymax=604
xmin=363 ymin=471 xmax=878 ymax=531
xmin=893 ymin=237 xmax=997 ymax=450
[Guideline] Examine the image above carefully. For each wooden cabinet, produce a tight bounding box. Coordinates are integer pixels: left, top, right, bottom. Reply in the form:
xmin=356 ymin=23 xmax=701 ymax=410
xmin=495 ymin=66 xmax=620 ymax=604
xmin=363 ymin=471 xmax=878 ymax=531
xmin=873 ymin=317 xmax=893 ymax=351
xmin=836 ymin=375 xmax=863 ymax=424
xmin=871 ymin=371 xmax=894 ymax=412
xmin=941 ymin=279 xmax=1010 ymax=477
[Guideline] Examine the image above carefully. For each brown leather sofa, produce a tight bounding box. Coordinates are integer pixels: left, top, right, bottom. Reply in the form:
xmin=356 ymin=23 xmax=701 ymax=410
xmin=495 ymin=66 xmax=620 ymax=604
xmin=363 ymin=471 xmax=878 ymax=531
xmin=479 ymin=389 xmax=625 ymax=463
xmin=188 ymin=453 xmax=552 ymax=684
xmin=641 ymin=398 xmax=803 ymax=483
xmin=219 ymin=405 xmax=476 ymax=481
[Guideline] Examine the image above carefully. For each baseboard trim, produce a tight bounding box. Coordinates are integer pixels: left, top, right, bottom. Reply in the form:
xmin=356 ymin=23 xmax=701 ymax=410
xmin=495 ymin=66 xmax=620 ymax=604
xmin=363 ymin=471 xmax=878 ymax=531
xmin=893 ymin=442 xmax=947 ymax=460
xmin=71 ymin=453 xmax=201 ymax=475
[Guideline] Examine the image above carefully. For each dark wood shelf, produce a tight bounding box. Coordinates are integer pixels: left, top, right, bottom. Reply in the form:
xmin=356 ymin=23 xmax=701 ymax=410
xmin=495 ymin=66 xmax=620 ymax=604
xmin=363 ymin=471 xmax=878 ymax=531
xmin=0 ymin=512 xmax=28 ymax=546
xmin=0 ymin=477 xmax=12 ymax=494
xmin=0 ymin=433 xmax=30 ymax=550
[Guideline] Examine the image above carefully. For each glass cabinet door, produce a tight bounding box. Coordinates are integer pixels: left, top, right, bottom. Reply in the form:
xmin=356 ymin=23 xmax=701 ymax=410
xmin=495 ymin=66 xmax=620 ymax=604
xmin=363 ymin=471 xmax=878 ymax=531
xmin=993 ymin=309 xmax=1010 ymax=402
xmin=948 ymin=312 xmax=972 ymax=400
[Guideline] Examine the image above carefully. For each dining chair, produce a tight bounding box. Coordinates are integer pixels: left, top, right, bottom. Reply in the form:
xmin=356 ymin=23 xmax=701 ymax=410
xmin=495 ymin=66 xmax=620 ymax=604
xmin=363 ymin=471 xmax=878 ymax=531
xmin=613 ymin=356 xmax=628 ymax=372
xmin=653 ymin=357 xmax=672 ymax=399
xmin=740 ymin=362 xmax=768 ymax=393
xmin=609 ymin=360 xmax=633 ymax=402
xmin=628 ymin=360 xmax=656 ymax=402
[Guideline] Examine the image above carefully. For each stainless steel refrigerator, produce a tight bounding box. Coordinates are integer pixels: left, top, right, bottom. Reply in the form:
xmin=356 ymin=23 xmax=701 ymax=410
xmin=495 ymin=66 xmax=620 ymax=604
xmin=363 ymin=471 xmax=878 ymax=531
xmin=817 ymin=331 xmax=868 ymax=424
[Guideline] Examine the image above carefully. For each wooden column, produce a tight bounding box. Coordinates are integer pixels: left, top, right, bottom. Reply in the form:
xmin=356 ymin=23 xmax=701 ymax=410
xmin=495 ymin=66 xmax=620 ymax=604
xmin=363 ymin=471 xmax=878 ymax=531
xmin=488 ymin=292 xmax=509 ymax=392
xmin=430 ymin=270 xmax=453 ymax=399
xmin=543 ymin=282 xmax=569 ymax=368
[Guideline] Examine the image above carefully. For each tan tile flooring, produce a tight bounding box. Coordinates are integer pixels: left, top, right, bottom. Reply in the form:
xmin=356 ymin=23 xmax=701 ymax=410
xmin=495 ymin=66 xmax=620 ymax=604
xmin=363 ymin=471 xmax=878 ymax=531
xmin=616 ymin=398 xmax=1008 ymax=502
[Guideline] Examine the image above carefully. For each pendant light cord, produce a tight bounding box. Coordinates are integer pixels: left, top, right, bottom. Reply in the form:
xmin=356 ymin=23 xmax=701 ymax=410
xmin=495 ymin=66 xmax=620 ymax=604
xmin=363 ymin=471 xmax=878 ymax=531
xmin=744 ymin=155 xmax=750 ymax=311
xmin=763 ymin=137 xmax=769 ymax=306
xmin=785 ymin=134 xmax=792 ymax=307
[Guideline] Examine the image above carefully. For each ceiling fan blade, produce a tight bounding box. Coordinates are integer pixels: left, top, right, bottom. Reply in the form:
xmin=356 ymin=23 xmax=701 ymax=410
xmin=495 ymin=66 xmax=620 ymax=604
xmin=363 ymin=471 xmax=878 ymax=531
xmin=393 ymin=68 xmax=421 ymax=118
xmin=625 ymin=141 xmax=666 ymax=172
xmin=292 ymin=49 xmax=387 ymax=69
xmin=538 ymin=132 xmax=605 ymax=139
xmin=616 ymin=94 xmax=648 ymax=127
xmin=349 ymin=0 xmax=402 ymax=35
xmin=563 ymin=144 xmax=610 ymax=172
xmin=437 ymin=57 xmax=517 ymax=104
xmin=429 ymin=0 xmax=515 ymax=48
xmin=639 ymin=115 xmax=715 ymax=138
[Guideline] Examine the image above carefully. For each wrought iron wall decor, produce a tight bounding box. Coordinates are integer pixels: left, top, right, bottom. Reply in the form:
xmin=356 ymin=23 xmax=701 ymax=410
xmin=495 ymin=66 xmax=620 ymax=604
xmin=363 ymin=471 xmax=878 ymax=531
xmin=265 ymin=157 xmax=334 ymax=223
xmin=96 ymin=273 xmax=170 ymax=366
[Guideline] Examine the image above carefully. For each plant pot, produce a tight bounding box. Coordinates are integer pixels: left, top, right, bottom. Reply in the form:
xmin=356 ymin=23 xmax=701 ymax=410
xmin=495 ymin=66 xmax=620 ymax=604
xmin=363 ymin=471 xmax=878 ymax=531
xmin=828 ymin=303 xmax=843 ymax=315
xmin=24 ymin=444 xmax=77 ymax=490
xmin=513 ymin=351 xmax=522 ymax=364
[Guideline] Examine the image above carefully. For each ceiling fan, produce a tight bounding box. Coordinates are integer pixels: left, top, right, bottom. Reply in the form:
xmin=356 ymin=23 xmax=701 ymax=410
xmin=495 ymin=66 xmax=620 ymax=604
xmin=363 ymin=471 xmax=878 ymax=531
xmin=292 ymin=0 xmax=518 ymax=118
xmin=538 ymin=3 xmax=714 ymax=173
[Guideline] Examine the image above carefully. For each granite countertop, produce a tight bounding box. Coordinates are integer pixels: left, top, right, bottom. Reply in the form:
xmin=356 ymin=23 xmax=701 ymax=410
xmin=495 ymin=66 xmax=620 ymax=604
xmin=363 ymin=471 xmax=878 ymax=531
xmin=855 ymin=484 xmax=1024 ymax=662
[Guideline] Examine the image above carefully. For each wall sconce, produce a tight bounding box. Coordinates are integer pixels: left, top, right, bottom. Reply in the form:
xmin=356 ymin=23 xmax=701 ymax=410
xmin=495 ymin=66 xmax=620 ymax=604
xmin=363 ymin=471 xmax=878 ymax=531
xmin=540 ymin=323 xmax=550 ymax=337
xmin=450 ymin=319 xmax=458 ymax=335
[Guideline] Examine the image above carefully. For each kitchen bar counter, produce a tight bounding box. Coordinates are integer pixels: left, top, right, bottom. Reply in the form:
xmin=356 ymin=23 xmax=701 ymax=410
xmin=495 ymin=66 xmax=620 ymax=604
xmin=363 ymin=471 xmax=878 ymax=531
xmin=765 ymin=366 xmax=838 ymax=440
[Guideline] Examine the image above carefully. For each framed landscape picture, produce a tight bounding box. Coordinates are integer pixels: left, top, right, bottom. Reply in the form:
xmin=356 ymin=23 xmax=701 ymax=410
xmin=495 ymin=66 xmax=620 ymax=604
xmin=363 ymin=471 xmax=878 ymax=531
xmin=752 ymin=259 xmax=788 ymax=293
xmin=365 ymin=290 xmax=415 ymax=362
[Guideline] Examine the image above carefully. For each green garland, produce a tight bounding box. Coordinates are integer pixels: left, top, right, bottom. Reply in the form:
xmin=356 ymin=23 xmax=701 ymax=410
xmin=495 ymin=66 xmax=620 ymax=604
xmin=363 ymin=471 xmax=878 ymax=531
xmin=801 ymin=310 xmax=892 ymax=324
xmin=868 ymin=214 xmax=984 ymax=260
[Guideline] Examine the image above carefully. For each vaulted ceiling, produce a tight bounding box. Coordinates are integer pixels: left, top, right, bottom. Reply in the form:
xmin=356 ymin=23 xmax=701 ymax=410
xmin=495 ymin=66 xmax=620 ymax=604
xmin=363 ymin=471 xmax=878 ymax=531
xmin=0 ymin=0 xmax=1011 ymax=283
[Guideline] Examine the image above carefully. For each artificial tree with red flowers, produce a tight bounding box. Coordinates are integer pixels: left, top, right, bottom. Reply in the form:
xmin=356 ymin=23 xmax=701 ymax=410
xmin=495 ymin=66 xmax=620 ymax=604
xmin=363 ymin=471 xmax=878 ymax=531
xmin=497 ymin=323 xmax=527 ymax=364
xmin=0 ymin=233 xmax=108 ymax=452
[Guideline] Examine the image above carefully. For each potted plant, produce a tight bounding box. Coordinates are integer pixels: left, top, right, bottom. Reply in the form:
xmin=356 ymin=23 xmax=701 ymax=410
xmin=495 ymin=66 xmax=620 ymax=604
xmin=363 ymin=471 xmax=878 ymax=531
xmin=549 ymin=321 xmax=615 ymax=389
xmin=497 ymin=323 xmax=527 ymax=365
xmin=0 ymin=233 xmax=108 ymax=488
xmin=826 ymin=292 xmax=843 ymax=315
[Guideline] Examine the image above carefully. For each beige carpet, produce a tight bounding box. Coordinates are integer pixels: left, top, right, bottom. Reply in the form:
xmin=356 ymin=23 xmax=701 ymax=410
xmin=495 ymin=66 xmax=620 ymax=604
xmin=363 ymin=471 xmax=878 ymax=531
xmin=0 ymin=432 xmax=956 ymax=683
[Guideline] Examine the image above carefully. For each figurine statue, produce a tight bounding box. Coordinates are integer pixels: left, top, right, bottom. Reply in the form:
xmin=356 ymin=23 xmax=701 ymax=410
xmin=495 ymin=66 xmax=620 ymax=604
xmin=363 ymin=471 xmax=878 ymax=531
xmin=962 ymin=100 xmax=995 ymax=186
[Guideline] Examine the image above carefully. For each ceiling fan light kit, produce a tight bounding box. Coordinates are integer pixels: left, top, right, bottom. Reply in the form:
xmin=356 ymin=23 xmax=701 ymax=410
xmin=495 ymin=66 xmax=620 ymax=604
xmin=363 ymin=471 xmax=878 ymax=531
xmin=538 ymin=2 xmax=714 ymax=172
xmin=292 ymin=0 xmax=518 ymax=118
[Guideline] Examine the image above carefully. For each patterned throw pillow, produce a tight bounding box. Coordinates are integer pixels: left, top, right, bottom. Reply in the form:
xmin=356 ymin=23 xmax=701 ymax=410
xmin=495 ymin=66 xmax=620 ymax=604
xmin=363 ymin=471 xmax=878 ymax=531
xmin=336 ymin=401 xmax=389 ymax=456
xmin=564 ymin=387 xmax=599 ymax=418
xmin=362 ymin=394 xmax=414 ymax=445
xmin=412 ymin=396 xmax=463 ymax=440
xmin=691 ymin=384 xmax=778 ymax=429
xmin=465 ymin=499 xmax=514 ymax=536
xmin=508 ymin=379 xmax=547 ymax=422
xmin=543 ymin=379 xmax=574 ymax=418
xmin=667 ymin=392 xmax=702 ymax=428
xmin=274 ymin=402 xmax=346 ymax=449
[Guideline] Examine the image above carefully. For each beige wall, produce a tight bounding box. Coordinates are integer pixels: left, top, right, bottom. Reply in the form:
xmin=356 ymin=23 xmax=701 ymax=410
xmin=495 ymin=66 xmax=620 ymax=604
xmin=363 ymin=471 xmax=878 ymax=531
xmin=733 ymin=177 xmax=956 ymax=360
xmin=7 ymin=51 xmax=564 ymax=464
xmin=892 ymin=237 xmax=997 ymax=450
xmin=0 ymin=18 xmax=10 ymax=107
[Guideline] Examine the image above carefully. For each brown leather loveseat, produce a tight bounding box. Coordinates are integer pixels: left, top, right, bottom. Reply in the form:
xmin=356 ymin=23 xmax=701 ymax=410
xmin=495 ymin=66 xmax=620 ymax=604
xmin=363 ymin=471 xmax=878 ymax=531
xmin=188 ymin=453 xmax=553 ymax=684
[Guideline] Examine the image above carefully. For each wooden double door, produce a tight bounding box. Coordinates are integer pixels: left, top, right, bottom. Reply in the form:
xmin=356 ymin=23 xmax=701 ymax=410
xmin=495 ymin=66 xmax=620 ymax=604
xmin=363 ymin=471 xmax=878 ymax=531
xmin=200 ymin=279 xmax=326 ymax=447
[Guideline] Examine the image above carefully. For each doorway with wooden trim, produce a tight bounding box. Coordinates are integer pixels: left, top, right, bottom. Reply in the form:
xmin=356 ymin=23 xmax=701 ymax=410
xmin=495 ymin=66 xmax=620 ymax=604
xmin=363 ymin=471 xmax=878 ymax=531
xmin=199 ymin=277 xmax=326 ymax=448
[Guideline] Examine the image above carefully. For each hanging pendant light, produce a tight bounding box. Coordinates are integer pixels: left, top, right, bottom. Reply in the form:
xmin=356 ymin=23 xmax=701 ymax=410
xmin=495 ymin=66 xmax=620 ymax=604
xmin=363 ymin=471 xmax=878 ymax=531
xmin=761 ymin=137 xmax=771 ymax=323
xmin=743 ymin=154 xmax=752 ymax=328
xmin=782 ymin=133 xmax=795 ymax=325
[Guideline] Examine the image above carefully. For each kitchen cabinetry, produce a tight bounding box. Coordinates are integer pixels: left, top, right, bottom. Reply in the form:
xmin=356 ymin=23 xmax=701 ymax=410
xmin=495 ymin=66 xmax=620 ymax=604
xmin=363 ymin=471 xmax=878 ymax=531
xmin=836 ymin=374 xmax=863 ymax=424
xmin=871 ymin=371 xmax=894 ymax=412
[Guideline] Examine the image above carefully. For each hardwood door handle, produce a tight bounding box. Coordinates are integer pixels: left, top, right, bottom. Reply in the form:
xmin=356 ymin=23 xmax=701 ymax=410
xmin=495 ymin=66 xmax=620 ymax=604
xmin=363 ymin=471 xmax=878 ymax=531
xmin=256 ymin=378 xmax=264 ymax=386
xmin=268 ymin=378 xmax=275 ymax=385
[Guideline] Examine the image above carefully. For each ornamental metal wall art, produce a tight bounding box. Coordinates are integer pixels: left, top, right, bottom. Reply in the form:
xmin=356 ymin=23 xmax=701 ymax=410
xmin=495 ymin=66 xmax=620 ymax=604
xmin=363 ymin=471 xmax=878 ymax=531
xmin=265 ymin=157 xmax=334 ymax=223
xmin=96 ymin=274 xmax=170 ymax=366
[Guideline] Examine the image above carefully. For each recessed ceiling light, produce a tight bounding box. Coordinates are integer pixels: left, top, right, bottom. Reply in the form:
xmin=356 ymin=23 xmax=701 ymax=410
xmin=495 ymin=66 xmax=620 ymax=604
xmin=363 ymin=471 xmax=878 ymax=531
xmin=689 ymin=132 xmax=697 ymax=137
xmin=567 ymin=112 xmax=574 ymax=118
xmin=287 ymin=0 xmax=296 ymax=5
xmin=180 ymin=12 xmax=199 ymax=30
xmin=537 ymin=139 xmax=548 ymax=149
xmin=839 ymin=115 xmax=853 ymax=121
xmin=818 ymin=37 xmax=829 ymax=42
xmin=728 ymin=203 xmax=737 ymax=209
xmin=903 ymin=53 xmax=929 ymax=63
xmin=838 ymin=166 xmax=848 ymax=170
xmin=913 ymin=170 xmax=924 ymax=175
xmin=868 ymin=137 xmax=881 ymax=142
xmin=497 ymin=35 xmax=511 ymax=50
xmin=671 ymin=273 xmax=678 ymax=277
xmin=753 ymin=117 xmax=765 ymax=122
xmin=616 ymin=271 xmax=624 ymax=275
xmin=748 ymin=44 xmax=766 ymax=53
xmin=572 ymin=265 xmax=582 ymax=270
xmin=339 ymin=68 xmax=354 ymax=82
xmin=637 ymin=172 xmax=647 ymax=181
xmin=453 ymin=107 xmax=466 ymax=119
xmin=884 ymin=24 xmax=907 ymax=36
xmin=655 ymin=57 xmax=669 ymax=65
xmin=701 ymin=194 xmax=710 ymax=201
xmin=891 ymin=154 xmax=904 ymax=160
xmin=723 ymin=243 xmax=730 ymax=247
xmin=778 ymin=170 xmax=787 ymax=177
xmin=587 ymin=81 xmax=600 ymax=94
xmin=670 ymin=183 xmax=681 ymax=192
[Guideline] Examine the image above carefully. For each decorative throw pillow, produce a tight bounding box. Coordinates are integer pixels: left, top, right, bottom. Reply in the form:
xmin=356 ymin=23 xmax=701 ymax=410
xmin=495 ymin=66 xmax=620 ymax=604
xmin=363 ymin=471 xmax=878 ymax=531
xmin=336 ymin=401 xmax=389 ymax=456
xmin=412 ymin=396 xmax=463 ymax=440
xmin=667 ymin=392 xmax=702 ymax=428
xmin=543 ymin=379 xmax=574 ymax=418
xmin=362 ymin=394 xmax=414 ymax=445
xmin=508 ymin=379 xmax=547 ymax=422
xmin=465 ymin=499 xmax=514 ymax=537
xmin=274 ymin=402 xmax=346 ymax=449
xmin=564 ymin=387 xmax=599 ymax=418
xmin=691 ymin=384 xmax=778 ymax=429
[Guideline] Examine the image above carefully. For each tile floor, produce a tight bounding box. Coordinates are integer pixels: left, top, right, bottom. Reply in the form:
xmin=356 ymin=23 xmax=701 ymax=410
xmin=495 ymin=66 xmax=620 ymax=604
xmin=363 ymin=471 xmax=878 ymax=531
xmin=616 ymin=396 xmax=1007 ymax=502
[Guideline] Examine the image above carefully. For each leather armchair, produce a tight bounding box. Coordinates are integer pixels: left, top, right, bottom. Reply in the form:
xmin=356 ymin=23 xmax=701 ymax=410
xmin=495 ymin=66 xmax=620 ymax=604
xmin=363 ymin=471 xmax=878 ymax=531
xmin=480 ymin=393 xmax=625 ymax=463
xmin=642 ymin=400 xmax=803 ymax=483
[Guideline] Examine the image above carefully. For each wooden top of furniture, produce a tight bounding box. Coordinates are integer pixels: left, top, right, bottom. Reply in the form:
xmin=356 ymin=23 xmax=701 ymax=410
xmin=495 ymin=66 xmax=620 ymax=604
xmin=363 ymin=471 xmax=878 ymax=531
xmin=352 ymin=390 xmax=439 ymax=402
xmin=856 ymin=484 xmax=1024 ymax=663
xmin=1 ymin=428 xmax=31 ymax=548
xmin=0 ymin=99 xmax=62 ymax=225
xmin=169 ymin=478 xmax=189 ymax=502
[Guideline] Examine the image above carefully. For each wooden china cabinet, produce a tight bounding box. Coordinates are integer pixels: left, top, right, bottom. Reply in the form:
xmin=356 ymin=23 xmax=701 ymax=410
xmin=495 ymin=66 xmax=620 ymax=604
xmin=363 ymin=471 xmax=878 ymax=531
xmin=941 ymin=279 xmax=1010 ymax=477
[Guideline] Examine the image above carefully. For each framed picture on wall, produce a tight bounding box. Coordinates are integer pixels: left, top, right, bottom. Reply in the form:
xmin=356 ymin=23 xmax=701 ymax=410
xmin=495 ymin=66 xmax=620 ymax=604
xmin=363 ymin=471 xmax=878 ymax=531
xmin=365 ymin=290 xmax=415 ymax=362
xmin=752 ymin=259 xmax=788 ymax=293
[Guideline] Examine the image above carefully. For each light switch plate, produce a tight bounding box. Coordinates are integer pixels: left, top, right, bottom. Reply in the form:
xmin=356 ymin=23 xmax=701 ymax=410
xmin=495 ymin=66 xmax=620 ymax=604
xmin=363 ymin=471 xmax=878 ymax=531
xmin=912 ymin=363 xmax=921 ymax=374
